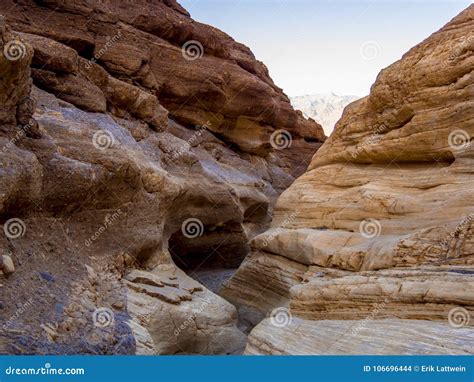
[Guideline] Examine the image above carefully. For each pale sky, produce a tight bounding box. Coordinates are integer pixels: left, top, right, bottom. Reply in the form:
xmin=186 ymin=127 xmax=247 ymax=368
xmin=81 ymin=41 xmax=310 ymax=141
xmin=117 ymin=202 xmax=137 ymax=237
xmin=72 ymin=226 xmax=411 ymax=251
xmin=180 ymin=0 xmax=471 ymax=97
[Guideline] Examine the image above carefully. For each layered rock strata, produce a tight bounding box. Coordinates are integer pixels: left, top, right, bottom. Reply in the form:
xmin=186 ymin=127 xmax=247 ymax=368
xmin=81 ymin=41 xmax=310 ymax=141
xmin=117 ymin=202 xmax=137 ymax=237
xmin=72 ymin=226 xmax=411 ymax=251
xmin=0 ymin=1 xmax=323 ymax=354
xmin=223 ymin=5 xmax=474 ymax=353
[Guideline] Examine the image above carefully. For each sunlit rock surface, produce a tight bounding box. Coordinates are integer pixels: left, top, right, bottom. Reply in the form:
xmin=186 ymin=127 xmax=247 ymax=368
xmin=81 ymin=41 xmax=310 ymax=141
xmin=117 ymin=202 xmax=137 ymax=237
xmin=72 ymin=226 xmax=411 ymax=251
xmin=223 ymin=5 xmax=474 ymax=354
xmin=0 ymin=1 xmax=323 ymax=354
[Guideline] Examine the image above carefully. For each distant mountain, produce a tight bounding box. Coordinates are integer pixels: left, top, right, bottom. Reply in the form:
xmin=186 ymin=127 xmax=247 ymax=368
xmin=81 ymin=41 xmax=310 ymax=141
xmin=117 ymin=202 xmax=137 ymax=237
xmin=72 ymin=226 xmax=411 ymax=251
xmin=290 ymin=93 xmax=360 ymax=135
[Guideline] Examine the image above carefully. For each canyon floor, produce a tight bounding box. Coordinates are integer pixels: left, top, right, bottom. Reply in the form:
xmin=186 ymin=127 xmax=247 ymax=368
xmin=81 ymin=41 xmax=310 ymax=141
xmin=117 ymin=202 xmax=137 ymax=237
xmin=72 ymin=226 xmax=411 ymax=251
xmin=0 ymin=1 xmax=473 ymax=355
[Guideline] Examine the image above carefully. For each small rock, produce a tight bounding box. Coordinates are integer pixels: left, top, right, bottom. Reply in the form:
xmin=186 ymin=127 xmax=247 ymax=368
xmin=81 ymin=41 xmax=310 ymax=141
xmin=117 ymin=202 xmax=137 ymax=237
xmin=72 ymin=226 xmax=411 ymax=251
xmin=40 ymin=323 xmax=59 ymax=341
xmin=1 ymin=254 xmax=15 ymax=276
xmin=85 ymin=264 xmax=97 ymax=280
xmin=112 ymin=301 xmax=124 ymax=310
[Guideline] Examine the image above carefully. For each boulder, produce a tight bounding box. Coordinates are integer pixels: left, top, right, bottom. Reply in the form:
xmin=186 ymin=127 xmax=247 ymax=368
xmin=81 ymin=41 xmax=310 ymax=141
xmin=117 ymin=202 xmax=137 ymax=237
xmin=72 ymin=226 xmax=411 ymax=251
xmin=1 ymin=254 xmax=15 ymax=276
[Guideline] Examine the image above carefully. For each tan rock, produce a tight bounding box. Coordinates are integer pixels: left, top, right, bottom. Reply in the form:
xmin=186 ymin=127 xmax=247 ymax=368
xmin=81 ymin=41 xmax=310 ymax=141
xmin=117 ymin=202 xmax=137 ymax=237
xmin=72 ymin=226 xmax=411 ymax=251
xmin=246 ymin=318 xmax=474 ymax=355
xmin=290 ymin=267 xmax=474 ymax=323
xmin=221 ymin=250 xmax=307 ymax=315
xmin=125 ymin=269 xmax=164 ymax=287
xmin=125 ymin=266 xmax=246 ymax=354
xmin=1 ymin=254 xmax=15 ymax=275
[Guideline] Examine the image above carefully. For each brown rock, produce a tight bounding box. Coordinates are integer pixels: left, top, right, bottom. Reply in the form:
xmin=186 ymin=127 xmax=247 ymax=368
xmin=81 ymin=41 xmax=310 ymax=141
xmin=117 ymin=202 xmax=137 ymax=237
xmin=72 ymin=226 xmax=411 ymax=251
xmin=0 ymin=0 xmax=325 ymax=173
xmin=0 ymin=0 xmax=324 ymax=355
xmin=32 ymin=68 xmax=107 ymax=112
xmin=19 ymin=32 xmax=79 ymax=73
xmin=0 ymin=26 xmax=34 ymax=126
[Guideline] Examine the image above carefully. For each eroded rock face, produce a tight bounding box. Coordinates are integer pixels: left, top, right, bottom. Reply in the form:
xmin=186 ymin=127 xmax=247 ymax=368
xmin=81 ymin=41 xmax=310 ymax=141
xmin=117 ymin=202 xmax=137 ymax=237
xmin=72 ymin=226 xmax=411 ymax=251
xmin=0 ymin=0 xmax=324 ymax=173
xmin=0 ymin=17 xmax=34 ymax=127
xmin=0 ymin=1 xmax=323 ymax=354
xmin=246 ymin=318 xmax=474 ymax=355
xmin=125 ymin=266 xmax=246 ymax=355
xmin=223 ymin=5 xmax=474 ymax=353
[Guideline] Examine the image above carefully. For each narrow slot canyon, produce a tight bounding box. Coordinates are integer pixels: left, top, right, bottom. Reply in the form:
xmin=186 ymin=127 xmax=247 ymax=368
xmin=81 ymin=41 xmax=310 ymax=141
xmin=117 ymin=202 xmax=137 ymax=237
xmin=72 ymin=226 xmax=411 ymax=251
xmin=0 ymin=0 xmax=472 ymax=357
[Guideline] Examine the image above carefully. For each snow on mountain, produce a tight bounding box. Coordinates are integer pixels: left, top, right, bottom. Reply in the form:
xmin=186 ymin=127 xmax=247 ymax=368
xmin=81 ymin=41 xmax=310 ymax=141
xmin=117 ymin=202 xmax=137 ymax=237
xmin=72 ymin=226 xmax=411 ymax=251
xmin=290 ymin=93 xmax=360 ymax=135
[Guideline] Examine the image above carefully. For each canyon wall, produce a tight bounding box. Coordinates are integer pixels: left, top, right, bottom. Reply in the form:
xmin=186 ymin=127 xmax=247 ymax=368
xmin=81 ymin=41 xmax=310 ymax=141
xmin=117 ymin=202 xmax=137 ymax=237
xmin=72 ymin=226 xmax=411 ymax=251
xmin=222 ymin=5 xmax=474 ymax=353
xmin=0 ymin=0 xmax=324 ymax=354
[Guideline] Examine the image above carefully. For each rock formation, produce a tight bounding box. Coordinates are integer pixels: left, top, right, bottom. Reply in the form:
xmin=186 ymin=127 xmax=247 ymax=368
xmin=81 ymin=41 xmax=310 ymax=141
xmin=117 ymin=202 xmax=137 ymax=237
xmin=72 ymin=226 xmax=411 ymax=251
xmin=0 ymin=1 xmax=324 ymax=354
xmin=222 ymin=5 xmax=474 ymax=353
xmin=2 ymin=0 xmax=471 ymax=356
